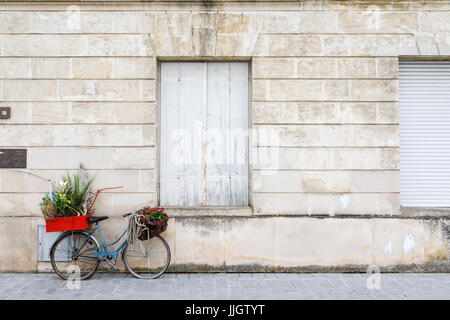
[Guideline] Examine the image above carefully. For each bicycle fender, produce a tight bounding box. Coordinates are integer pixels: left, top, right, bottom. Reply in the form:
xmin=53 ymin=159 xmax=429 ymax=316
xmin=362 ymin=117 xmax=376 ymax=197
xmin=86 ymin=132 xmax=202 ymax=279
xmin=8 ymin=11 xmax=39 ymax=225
xmin=51 ymin=230 xmax=101 ymax=250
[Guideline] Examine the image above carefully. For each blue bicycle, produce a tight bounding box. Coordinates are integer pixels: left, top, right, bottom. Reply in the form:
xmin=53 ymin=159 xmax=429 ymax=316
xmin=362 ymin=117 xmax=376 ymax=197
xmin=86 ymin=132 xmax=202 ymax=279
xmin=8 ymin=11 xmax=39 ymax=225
xmin=49 ymin=212 xmax=171 ymax=280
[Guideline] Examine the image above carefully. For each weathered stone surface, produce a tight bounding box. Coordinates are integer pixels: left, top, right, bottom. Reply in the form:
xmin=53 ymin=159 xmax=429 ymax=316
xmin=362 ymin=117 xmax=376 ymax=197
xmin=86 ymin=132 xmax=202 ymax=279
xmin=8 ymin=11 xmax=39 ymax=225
xmin=27 ymin=147 xmax=156 ymax=169
xmin=1 ymin=35 xmax=151 ymax=56
xmin=252 ymin=193 xmax=400 ymax=215
xmin=0 ymin=58 xmax=31 ymax=78
xmin=0 ymin=169 xmax=155 ymax=193
xmin=253 ymin=147 xmax=399 ymax=170
xmin=0 ymin=125 xmax=156 ymax=146
xmin=255 ymin=125 xmax=398 ymax=147
xmin=253 ymin=102 xmax=398 ymax=124
xmin=0 ymin=215 xmax=447 ymax=271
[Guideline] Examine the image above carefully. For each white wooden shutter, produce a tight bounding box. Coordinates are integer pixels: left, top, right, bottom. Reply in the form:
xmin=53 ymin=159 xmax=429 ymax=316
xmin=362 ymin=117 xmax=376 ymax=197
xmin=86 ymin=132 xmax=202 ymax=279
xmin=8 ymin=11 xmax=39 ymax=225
xmin=160 ymin=62 xmax=248 ymax=207
xmin=399 ymin=60 xmax=450 ymax=207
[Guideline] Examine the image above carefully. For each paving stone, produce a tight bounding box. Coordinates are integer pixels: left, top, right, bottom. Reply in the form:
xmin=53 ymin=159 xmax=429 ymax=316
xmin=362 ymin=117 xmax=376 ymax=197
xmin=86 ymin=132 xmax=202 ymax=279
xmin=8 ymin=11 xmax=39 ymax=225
xmin=0 ymin=273 xmax=448 ymax=300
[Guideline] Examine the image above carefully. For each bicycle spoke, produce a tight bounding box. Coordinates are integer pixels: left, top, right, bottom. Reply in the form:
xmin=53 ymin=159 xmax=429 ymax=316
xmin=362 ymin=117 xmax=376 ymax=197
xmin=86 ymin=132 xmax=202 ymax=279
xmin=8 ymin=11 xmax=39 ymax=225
xmin=124 ymin=235 xmax=170 ymax=279
xmin=50 ymin=232 xmax=100 ymax=280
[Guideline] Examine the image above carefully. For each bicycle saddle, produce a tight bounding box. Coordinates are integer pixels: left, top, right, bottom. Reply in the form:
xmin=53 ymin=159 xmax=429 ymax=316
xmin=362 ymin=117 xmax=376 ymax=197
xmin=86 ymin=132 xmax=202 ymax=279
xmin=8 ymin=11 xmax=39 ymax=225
xmin=87 ymin=216 xmax=109 ymax=223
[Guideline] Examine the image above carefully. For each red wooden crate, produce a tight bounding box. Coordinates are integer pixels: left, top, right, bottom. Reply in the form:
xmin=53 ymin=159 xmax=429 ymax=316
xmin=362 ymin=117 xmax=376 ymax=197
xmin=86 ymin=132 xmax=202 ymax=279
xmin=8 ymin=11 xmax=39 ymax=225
xmin=46 ymin=215 xmax=91 ymax=232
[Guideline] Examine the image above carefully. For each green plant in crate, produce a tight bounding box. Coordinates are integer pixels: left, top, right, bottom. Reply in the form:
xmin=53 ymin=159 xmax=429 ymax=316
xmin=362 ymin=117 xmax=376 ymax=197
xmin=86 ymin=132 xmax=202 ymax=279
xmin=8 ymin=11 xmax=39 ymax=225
xmin=65 ymin=173 xmax=92 ymax=215
xmin=40 ymin=172 xmax=93 ymax=218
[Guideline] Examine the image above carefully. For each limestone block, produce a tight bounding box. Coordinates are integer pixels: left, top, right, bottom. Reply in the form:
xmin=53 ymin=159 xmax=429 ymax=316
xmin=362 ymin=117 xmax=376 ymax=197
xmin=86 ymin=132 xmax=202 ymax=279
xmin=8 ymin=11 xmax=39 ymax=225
xmin=252 ymin=170 xmax=304 ymax=193
xmin=111 ymin=58 xmax=156 ymax=79
xmin=253 ymin=102 xmax=339 ymax=124
xmin=80 ymin=11 xmax=155 ymax=33
xmin=191 ymin=12 xmax=217 ymax=29
xmin=252 ymin=58 xmax=298 ymax=79
xmin=140 ymin=80 xmax=156 ymax=101
xmin=324 ymin=80 xmax=350 ymax=100
xmin=31 ymin=102 xmax=70 ymax=123
xmin=2 ymin=35 xmax=73 ymax=57
xmin=233 ymin=33 xmax=260 ymax=56
xmin=377 ymin=58 xmax=398 ymax=79
xmin=0 ymin=125 xmax=156 ymax=146
xmin=351 ymin=171 xmax=399 ymax=193
xmin=163 ymin=13 xmax=194 ymax=33
xmin=30 ymin=11 xmax=75 ymax=33
xmin=58 ymin=80 xmax=154 ymax=101
xmin=255 ymin=125 xmax=397 ymax=147
xmin=436 ymin=33 xmax=450 ymax=55
xmin=253 ymin=102 xmax=396 ymax=124
xmin=170 ymin=33 xmax=194 ymax=56
xmin=0 ymin=12 xmax=30 ymax=33
xmin=72 ymin=102 xmax=156 ymax=124
xmin=2 ymin=80 xmax=58 ymax=101
xmin=31 ymin=58 xmax=71 ymax=79
xmin=338 ymin=103 xmax=377 ymax=124
xmin=429 ymin=12 xmax=450 ymax=32
xmin=217 ymin=13 xmax=242 ymax=33
xmin=379 ymin=12 xmax=419 ymax=33
xmin=253 ymin=147 xmax=399 ymax=170
xmin=0 ymin=102 xmax=30 ymax=123
xmin=350 ymin=80 xmax=398 ymax=101
xmin=224 ymin=217 xmax=275 ymax=266
xmin=27 ymin=147 xmax=156 ymax=170
xmin=85 ymin=35 xmax=150 ymax=56
xmin=337 ymin=11 xmax=379 ymax=33
xmin=298 ymin=12 xmax=337 ymax=33
xmin=336 ymin=58 xmax=377 ymax=78
xmin=378 ymin=102 xmax=399 ymax=124
xmin=72 ymin=58 xmax=113 ymax=79
xmin=0 ymin=169 xmax=155 ymax=193
xmin=396 ymin=35 xmax=420 ymax=56
xmin=415 ymin=33 xmax=439 ymax=55
xmin=253 ymin=80 xmax=322 ymax=101
xmin=149 ymin=34 xmax=173 ymax=56
xmin=346 ymin=35 xmax=417 ymax=56
xmin=0 ymin=58 xmax=31 ymax=78
xmin=0 ymin=193 xmax=42 ymax=216
xmin=322 ymin=36 xmax=349 ymax=56
xmin=352 ymin=125 xmax=399 ymax=147
xmin=253 ymin=170 xmax=352 ymax=193
xmin=252 ymin=193 xmax=309 ymax=215
xmin=215 ymin=34 xmax=238 ymax=56
xmin=254 ymin=13 xmax=300 ymax=33
xmin=253 ymin=193 xmax=399 ymax=215
xmin=302 ymin=171 xmax=351 ymax=193
xmin=254 ymin=35 xmax=322 ymax=56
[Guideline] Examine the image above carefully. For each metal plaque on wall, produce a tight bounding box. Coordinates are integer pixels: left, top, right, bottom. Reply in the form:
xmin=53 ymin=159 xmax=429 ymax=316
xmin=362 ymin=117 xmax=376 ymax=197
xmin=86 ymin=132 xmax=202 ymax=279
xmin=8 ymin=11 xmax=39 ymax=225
xmin=0 ymin=149 xmax=27 ymax=168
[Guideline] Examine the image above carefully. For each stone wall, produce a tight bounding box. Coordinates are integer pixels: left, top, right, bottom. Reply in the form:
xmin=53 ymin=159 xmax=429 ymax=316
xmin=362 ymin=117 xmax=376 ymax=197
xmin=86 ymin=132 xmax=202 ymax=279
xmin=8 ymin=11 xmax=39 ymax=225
xmin=0 ymin=0 xmax=449 ymax=271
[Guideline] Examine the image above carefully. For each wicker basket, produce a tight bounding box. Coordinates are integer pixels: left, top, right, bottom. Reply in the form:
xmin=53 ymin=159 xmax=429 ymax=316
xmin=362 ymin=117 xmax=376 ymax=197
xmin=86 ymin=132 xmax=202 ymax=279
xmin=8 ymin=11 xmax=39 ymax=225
xmin=137 ymin=208 xmax=169 ymax=240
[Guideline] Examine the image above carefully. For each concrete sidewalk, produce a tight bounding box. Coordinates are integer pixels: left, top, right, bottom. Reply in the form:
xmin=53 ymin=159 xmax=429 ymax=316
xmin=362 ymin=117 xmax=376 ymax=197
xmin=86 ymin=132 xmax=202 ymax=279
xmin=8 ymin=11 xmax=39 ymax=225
xmin=0 ymin=273 xmax=448 ymax=300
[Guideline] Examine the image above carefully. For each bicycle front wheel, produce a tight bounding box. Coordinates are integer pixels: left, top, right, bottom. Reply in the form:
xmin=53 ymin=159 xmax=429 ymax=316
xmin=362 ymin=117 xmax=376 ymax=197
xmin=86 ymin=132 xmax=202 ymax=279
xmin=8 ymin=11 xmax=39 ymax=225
xmin=50 ymin=231 xmax=100 ymax=280
xmin=123 ymin=235 xmax=171 ymax=279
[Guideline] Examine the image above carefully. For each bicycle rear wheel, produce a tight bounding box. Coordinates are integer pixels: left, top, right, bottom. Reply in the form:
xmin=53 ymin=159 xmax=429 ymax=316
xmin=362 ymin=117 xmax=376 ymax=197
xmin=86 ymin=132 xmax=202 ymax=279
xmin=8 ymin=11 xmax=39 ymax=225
xmin=123 ymin=235 xmax=171 ymax=279
xmin=50 ymin=231 xmax=101 ymax=280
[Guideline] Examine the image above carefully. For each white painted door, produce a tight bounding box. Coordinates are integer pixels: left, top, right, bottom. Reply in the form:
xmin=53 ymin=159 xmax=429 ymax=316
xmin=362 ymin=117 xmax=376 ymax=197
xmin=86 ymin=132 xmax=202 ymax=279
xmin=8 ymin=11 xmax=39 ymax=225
xmin=400 ymin=60 xmax=450 ymax=207
xmin=160 ymin=62 xmax=248 ymax=207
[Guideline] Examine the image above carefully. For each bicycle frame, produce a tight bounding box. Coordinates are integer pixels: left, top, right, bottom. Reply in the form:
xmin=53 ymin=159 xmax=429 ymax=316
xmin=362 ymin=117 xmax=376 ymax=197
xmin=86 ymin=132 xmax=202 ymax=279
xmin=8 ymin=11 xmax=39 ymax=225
xmin=72 ymin=223 xmax=128 ymax=261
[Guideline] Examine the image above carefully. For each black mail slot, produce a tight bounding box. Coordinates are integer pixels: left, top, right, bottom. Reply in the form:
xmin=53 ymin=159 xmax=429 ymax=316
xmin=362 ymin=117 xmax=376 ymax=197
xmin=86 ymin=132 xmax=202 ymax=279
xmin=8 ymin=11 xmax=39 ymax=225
xmin=0 ymin=149 xmax=27 ymax=168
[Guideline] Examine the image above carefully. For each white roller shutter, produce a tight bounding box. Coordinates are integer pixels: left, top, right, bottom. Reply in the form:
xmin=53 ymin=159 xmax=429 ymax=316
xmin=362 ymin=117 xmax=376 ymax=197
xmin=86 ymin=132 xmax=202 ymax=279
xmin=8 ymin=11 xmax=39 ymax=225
xmin=400 ymin=60 xmax=450 ymax=207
